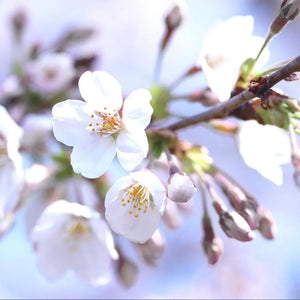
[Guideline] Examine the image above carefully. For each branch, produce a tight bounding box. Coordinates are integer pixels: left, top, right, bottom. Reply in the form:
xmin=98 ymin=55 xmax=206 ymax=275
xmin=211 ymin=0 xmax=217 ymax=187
xmin=164 ymin=55 xmax=300 ymax=131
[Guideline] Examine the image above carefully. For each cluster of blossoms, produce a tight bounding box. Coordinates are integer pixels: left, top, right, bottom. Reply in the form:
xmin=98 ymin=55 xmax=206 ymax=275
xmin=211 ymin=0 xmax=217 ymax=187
xmin=0 ymin=0 xmax=300 ymax=289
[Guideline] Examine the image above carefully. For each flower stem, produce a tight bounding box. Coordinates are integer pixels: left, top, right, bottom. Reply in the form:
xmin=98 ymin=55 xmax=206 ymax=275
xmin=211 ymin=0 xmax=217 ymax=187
xmin=153 ymin=50 xmax=164 ymax=84
xmin=254 ymin=31 xmax=274 ymax=65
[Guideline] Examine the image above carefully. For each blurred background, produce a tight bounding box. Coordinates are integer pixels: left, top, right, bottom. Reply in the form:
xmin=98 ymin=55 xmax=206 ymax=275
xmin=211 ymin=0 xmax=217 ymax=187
xmin=1 ymin=0 xmax=300 ymax=298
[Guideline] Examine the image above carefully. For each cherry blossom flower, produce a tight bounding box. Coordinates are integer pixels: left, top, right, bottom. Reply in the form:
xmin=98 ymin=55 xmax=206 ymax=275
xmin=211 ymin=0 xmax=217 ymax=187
xmin=198 ymin=16 xmax=269 ymax=102
xmin=237 ymin=120 xmax=291 ymax=185
xmin=105 ymin=170 xmax=166 ymax=243
xmin=26 ymin=52 xmax=75 ymax=95
xmin=31 ymin=200 xmax=118 ymax=286
xmin=52 ymin=71 xmax=153 ymax=179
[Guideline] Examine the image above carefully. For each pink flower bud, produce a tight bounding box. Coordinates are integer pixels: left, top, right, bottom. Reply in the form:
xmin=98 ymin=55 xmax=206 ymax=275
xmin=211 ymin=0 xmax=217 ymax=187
xmin=167 ymin=171 xmax=197 ymax=203
xmin=239 ymin=201 xmax=260 ymax=230
xmin=202 ymin=215 xmax=223 ymax=265
xmin=165 ymin=2 xmax=187 ymax=31
xmin=258 ymin=209 xmax=277 ymax=240
xmin=202 ymin=236 xmax=223 ymax=265
xmin=219 ymin=211 xmax=255 ymax=242
xmin=162 ymin=199 xmax=182 ymax=230
xmin=136 ymin=230 xmax=165 ymax=266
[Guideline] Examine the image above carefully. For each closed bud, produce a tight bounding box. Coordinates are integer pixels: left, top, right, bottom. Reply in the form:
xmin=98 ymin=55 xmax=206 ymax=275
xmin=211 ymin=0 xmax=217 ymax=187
xmin=136 ymin=229 xmax=165 ymax=266
xmin=167 ymin=171 xmax=197 ymax=203
xmin=280 ymin=0 xmax=300 ymax=20
xmin=202 ymin=215 xmax=223 ymax=265
xmin=239 ymin=201 xmax=260 ymax=230
xmin=258 ymin=208 xmax=277 ymax=240
xmin=162 ymin=199 xmax=182 ymax=230
xmin=165 ymin=1 xmax=187 ymax=31
xmin=202 ymin=236 xmax=223 ymax=265
xmin=219 ymin=210 xmax=255 ymax=242
xmin=117 ymin=256 xmax=138 ymax=288
xmin=11 ymin=8 xmax=27 ymax=41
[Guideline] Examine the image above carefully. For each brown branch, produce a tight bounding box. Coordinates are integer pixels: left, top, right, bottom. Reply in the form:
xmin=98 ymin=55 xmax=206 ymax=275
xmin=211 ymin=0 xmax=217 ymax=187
xmin=164 ymin=55 xmax=300 ymax=131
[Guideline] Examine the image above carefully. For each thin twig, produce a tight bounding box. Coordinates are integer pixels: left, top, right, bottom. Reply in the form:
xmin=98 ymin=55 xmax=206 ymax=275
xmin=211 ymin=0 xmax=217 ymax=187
xmin=163 ymin=55 xmax=300 ymax=131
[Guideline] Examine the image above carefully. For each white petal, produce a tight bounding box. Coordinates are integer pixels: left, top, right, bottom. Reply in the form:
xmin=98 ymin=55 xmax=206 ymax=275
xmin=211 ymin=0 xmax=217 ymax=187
xmin=116 ymin=130 xmax=148 ymax=171
xmin=122 ymin=89 xmax=153 ymax=132
xmin=0 ymin=160 xmax=23 ymax=218
xmin=71 ymin=135 xmax=116 ymax=178
xmin=237 ymin=120 xmax=291 ymax=185
xmin=71 ymin=234 xmax=112 ymax=286
xmin=105 ymin=196 xmax=161 ymax=244
xmin=104 ymin=175 xmax=132 ymax=208
xmin=90 ymin=217 xmax=119 ymax=260
xmin=34 ymin=232 xmax=71 ymax=281
xmin=52 ymin=100 xmax=94 ymax=146
xmin=31 ymin=201 xmax=72 ymax=281
xmin=78 ymin=71 xmax=123 ymax=111
xmin=0 ymin=105 xmax=23 ymax=161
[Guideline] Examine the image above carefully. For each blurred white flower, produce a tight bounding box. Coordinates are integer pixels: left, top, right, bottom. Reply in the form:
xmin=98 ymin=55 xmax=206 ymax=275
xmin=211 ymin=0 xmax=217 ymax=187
xmin=0 ymin=106 xmax=24 ymax=233
xmin=31 ymin=200 xmax=118 ymax=286
xmin=198 ymin=16 xmax=269 ymax=102
xmin=0 ymin=75 xmax=23 ymax=99
xmin=105 ymin=170 xmax=166 ymax=243
xmin=237 ymin=120 xmax=291 ymax=185
xmin=26 ymin=52 xmax=75 ymax=95
xmin=52 ymin=71 xmax=153 ymax=179
xmin=24 ymin=169 xmax=101 ymax=235
xmin=21 ymin=113 xmax=53 ymax=158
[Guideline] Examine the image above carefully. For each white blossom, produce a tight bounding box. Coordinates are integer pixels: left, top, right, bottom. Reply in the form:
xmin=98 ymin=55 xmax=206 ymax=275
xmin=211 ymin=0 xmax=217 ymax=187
xmin=52 ymin=71 xmax=153 ymax=179
xmin=105 ymin=170 xmax=166 ymax=243
xmin=31 ymin=200 xmax=118 ymax=286
xmin=26 ymin=52 xmax=75 ymax=95
xmin=198 ymin=15 xmax=269 ymax=102
xmin=237 ymin=120 xmax=291 ymax=185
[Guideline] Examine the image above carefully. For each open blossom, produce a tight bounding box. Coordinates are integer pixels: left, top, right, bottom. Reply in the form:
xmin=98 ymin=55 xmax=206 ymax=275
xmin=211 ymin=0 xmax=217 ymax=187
xmin=237 ymin=120 xmax=291 ymax=185
xmin=105 ymin=170 xmax=166 ymax=243
xmin=198 ymin=16 xmax=269 ymax=102
xmin=0 ymin=106 xmax=24 ymax=222
xmin=52 ymin=71 xmax=153 ymax=179
xmin=31 ymin=200 xmax=118 ymax=286
xmin=26 ymin=52 xmax=75 ymax=95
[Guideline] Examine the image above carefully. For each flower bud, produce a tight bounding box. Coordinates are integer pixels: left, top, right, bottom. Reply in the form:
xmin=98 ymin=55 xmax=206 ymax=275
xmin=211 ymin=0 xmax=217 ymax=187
xmin=202 ymin=236 xmax=223 ymax=265
xmin=136 ymin=229 xmax=165 ymax=266
xmin=219 ymin=211 xmax=255 ymax=242
xmin=117 ymin=256 xmax=138 ymax=288
xmin=165 ymin=1 xmax=187 ymax=31
xmin=280 ymin=0 xmax=300 ymax=20
xmin=239 ymin=200 xmax=260 ymax=230
xmin=258 ymin=208 xmax=277 ymax=240
xmin=167 ymin=171 xmax=197 ymax=203
xmin=162 ymin=199 xmax=182 ymax=230
xmin=11 ymin=8 xmax=27 ymax=41
xmin=202 ymin=216 xmax=223 ymax=265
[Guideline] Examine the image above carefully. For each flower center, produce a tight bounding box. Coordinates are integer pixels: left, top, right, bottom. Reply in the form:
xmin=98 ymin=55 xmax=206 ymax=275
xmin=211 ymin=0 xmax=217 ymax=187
xmin=205 ymin=53 xmax=224 ymax=69
xmin=64 ymin=216 xmax=90 ymax=237
xmin=88 ymin=107 xmax=121 ymax=137
xmin=121 ymin=184 xmax=151 ymax=218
